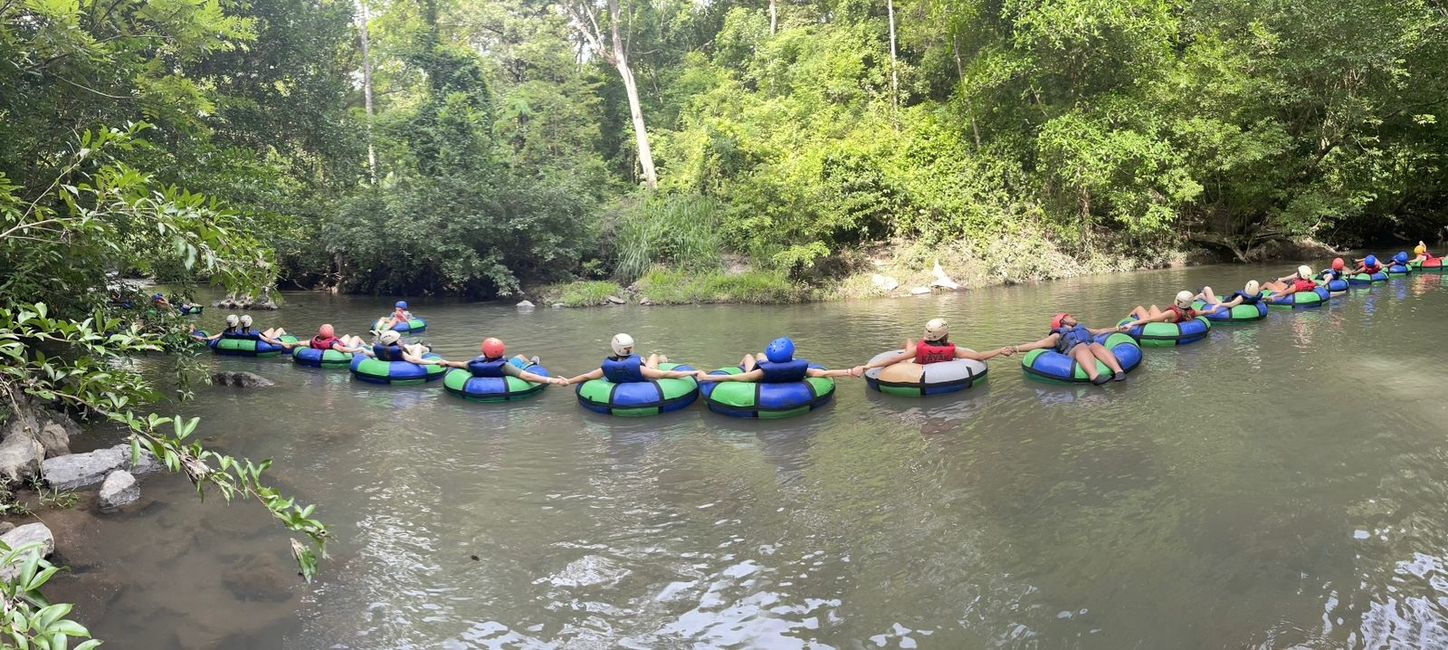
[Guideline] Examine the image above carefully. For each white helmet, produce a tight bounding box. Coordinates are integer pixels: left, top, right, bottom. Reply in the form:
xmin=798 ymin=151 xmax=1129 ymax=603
xmin=1245 ymin=280 xmax=1260 ymax=295
xmin=225 ymin=314 xmax=239 ymax=327
xmin=610 ymin=333 xmax=635 ymax=356
xmin=1174 ymin=290 xmax=1194 ymax=307
xmin=379 ymin=330 xmax=402 ymax=345
xmin=924 ymin=318 xmax=949 ymax=342
xmin=239 ymin=314 xmax=253 ymax=327
xmin=1297 ymin=264 xmax=1312 ymax=279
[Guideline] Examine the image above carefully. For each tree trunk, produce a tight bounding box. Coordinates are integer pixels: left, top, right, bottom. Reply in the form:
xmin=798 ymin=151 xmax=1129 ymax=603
xmin=607 ymin=0 xmax=657 ymax=189
xmin=769 ymin=0 xmax=777 ymax=35
xmin=355 ymin=0 xmax=377 ymax=184
xmin=886 ymin=0 xmax=899 ymax=117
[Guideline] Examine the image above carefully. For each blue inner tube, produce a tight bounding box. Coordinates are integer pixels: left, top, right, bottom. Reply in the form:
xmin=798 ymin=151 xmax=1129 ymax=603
xmin=1117 ymin=316 xmax=1211 ymax=346
xmin=699 ymin=364 xmax=836 ymax=419
xmin=389 ymin=318 xmax=427 ymax=333
xmin=292 ymin=346 xmax=354 ymax=368
xmin=1021 ymin=332 xmax=1142 ymax=383
xmin=444 ymin=362 xmax=552 ymax=402
xmin=1388 ymin=264 xmax=1411 ymax=275
xmin=1320 ymin=279 xmax=1349 ymax=294
xmin=349 ymin=353 xmax=445 ymax=384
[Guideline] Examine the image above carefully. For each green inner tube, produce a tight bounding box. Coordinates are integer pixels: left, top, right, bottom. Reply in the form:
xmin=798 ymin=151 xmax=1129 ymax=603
xmin=702 ymin=366 xmax=836 ymax=419
xmin=1191 ymin=300 xmax=1265 ymax=323
xmin=575 ymin=362 xmax=699 ymax=417
xmin=442 ymin=367 xmax=547 ymax=403
xmin=351 ymin=353 xmax=446 ymax=385
xmin=213 ymin=335 xmax=298 ymax=357
xmin=292 ymin=347 xmax=354 ymax=368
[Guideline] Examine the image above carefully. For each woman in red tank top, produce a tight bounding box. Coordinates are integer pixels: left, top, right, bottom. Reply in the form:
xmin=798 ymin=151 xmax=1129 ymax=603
xmin=859 ymin=318 xmax=1015 ymax=374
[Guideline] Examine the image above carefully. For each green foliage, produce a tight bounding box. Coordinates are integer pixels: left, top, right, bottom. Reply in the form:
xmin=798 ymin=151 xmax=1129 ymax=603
xmin=543 ymin=281 xmax=624 ymax=307
xmin=0 ymin=540 xmax=103 ymax=650
xmin=611 ymin=193 xmax=726 ymax=284
xmin=637 ymin=269 xmax=802 ymax=305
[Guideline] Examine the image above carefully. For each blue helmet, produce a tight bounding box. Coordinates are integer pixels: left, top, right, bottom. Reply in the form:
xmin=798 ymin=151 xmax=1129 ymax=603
xmin=1394 ymin=251 xmax=1409 ymax=264
xmin=1365 ymin=255 xmax=1379 ymax=267
xmin=765 ymin=337 xmax=795 ymax=363
xmin=395 ymin=300 xmax=408 ymax=309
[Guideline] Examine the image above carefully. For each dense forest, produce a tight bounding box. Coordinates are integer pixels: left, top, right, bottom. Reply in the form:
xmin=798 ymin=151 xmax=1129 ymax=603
xmin=4 ymin=0 xmax=1448 ymax=302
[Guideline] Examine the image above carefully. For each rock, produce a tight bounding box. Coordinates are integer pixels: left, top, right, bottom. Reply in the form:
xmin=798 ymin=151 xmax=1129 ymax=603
xmin=871 ymin=274 xmax=900 ymax=293
xmin=35 ymin=423 xmax=69 ymax=459
xmin=210 ymin=371 xmax=274 ymax=388
xmin=0 ymin=523 xmax=54 ymax=579
xmin=0 ymin=523 xmax=14 ymax=535
xmin=930 ymin=261 xmax=960 ymax=290
xmin=551 ymin=303 xmax=565 ymax=309
xmin=97 ymin=471 xmax=139 ymax=511
xmin=253 ymin=301 xmax=279 ymax=311
xmin=909 ymin=286 xmax=932 ymax=295
xmin=41 ymin=444 xmax=158 ymax=491
xmin=606 ymin=295 xmax=626 ymax=305
xmin=0 ymin=433 xmax=44 ymax=484
xmin=639 ymin=297 xmax=652 ymax=306
xmin=515 ymin=300 xmax=535 ymax=309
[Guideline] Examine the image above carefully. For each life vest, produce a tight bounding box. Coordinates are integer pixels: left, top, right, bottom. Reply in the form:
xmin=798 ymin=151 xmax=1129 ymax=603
xmin=392 ymin=309 xmax=410 ymax=321
xmin=467 ymin=356 xmax=508 ymax=377
xmin=373 ymin=344 xmax=406 ymax=361
xmin=1292 ymin=278 xmax=1317 ymax=293
xmin=1230 ymin=290 xmax=1261 ymax=305
xmin=222 ymin=327 xmax=260 ymax=340
xmin=310 ymin=335 xmax=340 ymax=350
xmin=1321 ymin=270 xmax=1342 ymax=282
xmin=1163 ymin=305 xmax=1194 ymax=323
xmin=1365 ymin=263 xmax=1382 ymax=274
xmin=601 ymin=355 xmax=646 ymax=383
xmin=758 ymin=359 xmax=809 ymax=383
xmin=914 ymin=339 xmax=957 ymax=364
xmin=1053 ymin=325 xmax=1094 ymax=354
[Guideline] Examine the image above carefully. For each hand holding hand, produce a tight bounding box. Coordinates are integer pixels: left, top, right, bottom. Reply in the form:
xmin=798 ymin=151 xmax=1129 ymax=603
xmin=849 ymin=365 xmax=865 ymax=377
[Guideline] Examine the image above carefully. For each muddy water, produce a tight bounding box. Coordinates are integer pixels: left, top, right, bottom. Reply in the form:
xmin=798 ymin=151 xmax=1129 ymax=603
xmin=43 ymin=265 xmax=1448 ymax=648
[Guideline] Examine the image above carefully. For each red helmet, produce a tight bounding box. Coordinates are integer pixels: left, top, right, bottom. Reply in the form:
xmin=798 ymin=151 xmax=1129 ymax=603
xmin=1050 ymin=313 xmax=1070 ymax=330
xmin=1331 ymin=257 xmax=1345 ymax=271
xmin=481 ymin=337 xmax=506 ymax=358
xmin=318 ymin=324 xmax=335 ymax=338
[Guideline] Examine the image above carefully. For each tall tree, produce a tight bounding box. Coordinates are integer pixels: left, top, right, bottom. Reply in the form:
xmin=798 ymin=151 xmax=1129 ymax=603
xmin=564 ymin=0 xmax=659 ymax=189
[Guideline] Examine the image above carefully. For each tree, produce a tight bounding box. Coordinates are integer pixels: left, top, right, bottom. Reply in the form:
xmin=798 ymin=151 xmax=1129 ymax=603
xmin=564 ymin=0 xmax=659 ymax=189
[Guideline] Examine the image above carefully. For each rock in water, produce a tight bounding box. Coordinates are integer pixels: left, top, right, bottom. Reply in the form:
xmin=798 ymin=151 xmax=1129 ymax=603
xmin=210 ymin=371 xmax=275 ymax=388
xmin=0 ymin=523 xmax=54 ymax=580
xmin=930 ymin=260 xmax=960 ymax=290
xmin=97 ymin=471 xmax=139 ymax=511
xmin=606 ymin=295 xmax=626 ymax=305
xmin=909 ymin=286 xmax=932 ymax=295
xmin=35 ymin=423 xmax=69 ymax=459
xmin=516 ymin=300 xmax=535 ymax=309
xmin=42 ymin=444 xmax=160 ymax=491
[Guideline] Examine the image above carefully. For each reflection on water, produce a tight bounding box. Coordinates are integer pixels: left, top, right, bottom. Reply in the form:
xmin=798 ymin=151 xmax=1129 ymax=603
xmin=40 ymin=265 xmax=1448 ymax=648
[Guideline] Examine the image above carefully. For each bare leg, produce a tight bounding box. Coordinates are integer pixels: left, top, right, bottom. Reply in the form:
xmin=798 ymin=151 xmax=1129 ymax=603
xmin=1088 ymin=342 xmax=1125 ymax=373
xmin=741 ymin=354 xmax=760 ymax=372
xmin=1070 ymin=346 xmax=1101 ymax=382
xmin=1199 ymin=286 xmax=1220 ymax=304
xmin=1129 ymin=306 xmax=1150 ymax=320
xmin=645 ymin=353 xmax=662 ymax=369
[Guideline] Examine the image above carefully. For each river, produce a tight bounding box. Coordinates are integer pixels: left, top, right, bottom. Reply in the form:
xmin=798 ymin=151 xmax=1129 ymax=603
xmin=43 ymin=263 xmax=1448 ymax=648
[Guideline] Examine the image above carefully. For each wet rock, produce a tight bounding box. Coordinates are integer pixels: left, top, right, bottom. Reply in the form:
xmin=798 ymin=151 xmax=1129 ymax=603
xmin=909 ymin=286 xmax=932 ymax=295
xmin=0 ymin=523 xmax=54 ymax=579
xmin=0 ymin=433 xmax=44 ymax=484
xmin=210 ymin=371 xmax=274 ymax=388
xmin=97 ymin=471 xmax=139 ymax=511
xmin=252 ymin=301 xmax=279 ymax=311
xmin=0 ymin=522 xmax=15 ymax=535
xmin=35 ymin=423 xmax=70 ymax=459
xmin=516 ymin=300 xmax=535 ymax=309
xmin=551 ymin=303 xmax=565 ymax=309
xmin=639 ymin=297 xmax=653 ymax=306
xmin=606 ymin=295 xmax=626 ymax=305
xmin=871 ymin=274 xmax=899 ymax=293
xmin=221 ymin=558 xmax=296 ymax=603
xmin=41 ymin=444 xmax=159 ymax=491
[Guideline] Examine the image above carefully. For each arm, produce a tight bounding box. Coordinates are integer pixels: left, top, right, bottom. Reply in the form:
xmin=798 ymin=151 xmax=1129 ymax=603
xmin=862 ymin=341 xmax=916 ymax=370
xmin=641 ymin=366 xmax=695 ymax=380
xmin=1090 ymin=324 xmax=1132 ymax=334
xmin=696 ymin=369 xmax=765 ymax=383
xmin=807 ymin=367 xmax=863 ymax=379
xmin=1012 ymin=334 xmax=1059 ymax=352
xmin=560 ymin=368 xmax=604 ymax=385
xmin=957 ymin=347 xmax=1013 ymax=361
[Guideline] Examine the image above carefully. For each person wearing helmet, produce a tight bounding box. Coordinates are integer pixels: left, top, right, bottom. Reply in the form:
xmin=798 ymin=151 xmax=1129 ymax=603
xmin=694 ymin=337 xmax=863 ymax=385
xmin=365 ymin=329 xmax=432 ymax=363
xmin=235 ymin=314 xmax=289 ymax=343
xmin=378 ymin=301 xmax=414 ymax=332
xmin=1317 ymin=258 xmax=1348 ymax=283
xmin=1409 ymin=242 xmax=1435 ymax=265
xmin=279 ymin=324 xmax=367 ymax=353
xmin=204 ymin=314 xmax=243 ymax=341
xmin=1125 ymin=289 xmax=1223 ymax=326
xmin=1260 ymin=265 xmax=1321 ymax=296
xmin=1349 ymin=254 xmax=1384 ymax=276
xmin=1196 ymin=280 xmax=1264 ymax=310
xmin=1012 ymin=313 xmax=1133 ymax=385
xmin=559 ymin=333 xmax=697 ymax=386
xmin=857 ymin=318 xmax=1015 ymax=373
xmin=150 ymin=293 xmax=173 ymax=310
xmin=422 ymin=337 xmax=565 ymax=385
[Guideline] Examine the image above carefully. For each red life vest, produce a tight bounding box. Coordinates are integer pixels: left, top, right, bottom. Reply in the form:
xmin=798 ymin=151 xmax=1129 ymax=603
xmin=914 ymin=339 xmax=957 ymax=364
xmin=1365 ymin=263 xmax=1382 ymax=273
xmin=310 ymin=335 xmax=339 ymax=350
xmin=1165 ymin=305 xmax=1193 ymax=323
xmin=1292 ymin=278 xmax=1317 ymax=293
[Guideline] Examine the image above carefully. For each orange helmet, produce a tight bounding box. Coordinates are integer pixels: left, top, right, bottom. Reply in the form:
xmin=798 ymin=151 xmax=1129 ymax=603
xmin=1331 ymin=257 xmax=1345 ymax=271
xmin=1051 ymin=313 xmax=1070 ymax=330
xmin=318 ymin=324 xmax=335 ymax=338
xmin=481 ymin=337 xmax=506 ymax=358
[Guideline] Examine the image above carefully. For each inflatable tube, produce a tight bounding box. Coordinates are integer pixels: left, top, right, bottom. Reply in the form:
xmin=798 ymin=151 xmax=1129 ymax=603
xmin=700 ymin=365 xmax=835 ymax=419
xmin=1412 ymin=258 xmax=1444 ymax=272
xmin=1388 ymin=263 xmax=1412 ymax=275
xmin=1317 ymin=279 xmax=1349 ymax=295
xmin=178 ymin=305 xmax=203 ymax=316
xmin=863 ymin=350 xmax=986 ymax=397
xmin=349 ymin=353 xmax=445 ymax=385
xmin=1263 ymin=286 xmax=1330 ymax=309
xmin=292 ymin=346 xmax=355 ymax=369
xmin=1348 ymin=272 xmax=1389 ymax=285
xmin=575 ymin=362 xmax=699 ymax=416
xmin=1192 ymin=299 xmax=1266 ymax=323
xmin=209 ymin=335 xmax=297 ymax=358
xmin=386 ymin=318 xmax=426 ymax=333
xmin=190 ymin=330 xmax=210 ymax=346
xmin=443 ymin=362 xmax=551 ymax=402
xmin=1021 ymin=332 xmax=1142 ymax=383
xmin=1117 ymin=316 xmax=1211 ymax=347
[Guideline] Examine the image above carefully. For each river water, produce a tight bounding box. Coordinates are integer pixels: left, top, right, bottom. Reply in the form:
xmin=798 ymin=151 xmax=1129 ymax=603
xmin=42 ymin=264 xmax=1448 ymax=648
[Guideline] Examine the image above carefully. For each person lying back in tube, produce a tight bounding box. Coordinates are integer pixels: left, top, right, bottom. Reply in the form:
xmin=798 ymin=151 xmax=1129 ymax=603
xmin=1124 ymin=290 xmax=1224 ymax=327
xmin=1196 ymin=280 xmax=1264 ymax=309
xmin=377 ymin=300 xmax=413 ymax=332
xmin=1012 ymin=313 xmax=1133 ymax=385
xmin=857 ymin=318 xmax=1015 ymax=374
xmin=1259 ymin=265 xmax=1319 ymax=297
xmin=278 ymin=324 xmax=368 ymax=354
xmin=420 ymin=337 xmax=565 ymax=385
xmin=1350 ymin=254 xmax=1384 ymax=276
xmin=694 ymin=337 xmax=863 ymax=384
xmin=1318 ymin=258 xmax=1347 ymax=283
xmin=1409 ymin=242 xmax=1435 ymax=265
xmin=366 ymin=330 xmax=431 ymax=364
xmin=558 ymin=333 xmax=696 ymax=387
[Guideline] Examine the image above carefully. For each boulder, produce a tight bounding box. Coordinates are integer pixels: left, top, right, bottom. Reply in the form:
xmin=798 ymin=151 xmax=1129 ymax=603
xmin=41 ymin=444 xmax=159 ymax=491
xmin=909 ymin=286 xmax=932 ymax=295
xmin=639 ymin=297 xmax=653 ymax=306
xmin=97 ymin=471 xmax=139 ymax=511
xmin=211 ymin=371 xmax=275 ymax=388
xmin=0 ymin=523 xmax=15 ymax=536
xmin=606 ymin=295 xmax=627 ymax=305
xmin=515 ymin=300 xmax=535 ymax=309
xmin=35 ymin=423 xmax=70 ymax=459
xmin=0 ymin=434 xmax=44 ymax=484
xmin=0 ymin=523 xmax=54 ymax=580
xmin=551 ymin=303 xmax=565 ymax=309
xmin=870 ymin=274 xmax=900 ymax=293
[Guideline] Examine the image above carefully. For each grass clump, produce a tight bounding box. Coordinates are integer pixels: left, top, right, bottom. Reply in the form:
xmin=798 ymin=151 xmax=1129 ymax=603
xmin=541 ymin=280 xmax=624 ymax=307
xmin=637 ymin=269 xmax=804 ymax=305
xmin=611 ymin=193 xmax=726 ymax=284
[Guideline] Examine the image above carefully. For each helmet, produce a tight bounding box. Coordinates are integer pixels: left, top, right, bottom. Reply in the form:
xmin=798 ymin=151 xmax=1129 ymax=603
xmin=1297 ymin=265 xmax=1312 ymax=279
xmin=1394 ymin=251 xmax=1409 ymax=264
xmin=1366 ymin=255 xmax=1379 ymax=267
xmin=1331 ymin=257 xmax=1345 ymax=270
xmin=318 ymin=324 xmax=335 ymax=338
xmin=481 ymin=337 xmax=506 ymax=358
xmin=225 ymin=314 xmax=239 ymax=327
xmin=152 ymin=293 xmax=164 ymax=301
xmin=610 ymin=333 xmax=635 ymax=356
xmin=379 ymin=330 xmax=402 ymax=345
xmin=1050 ymin=313 xmax=1069 ymax=330
xmin=1415 ymin=243 xmax=1428 ymax=255
xmin=395 ymin=301 xmax=408 ymax=309
xmin=239 ymin=314 xmax=253 ymax=327
xmin=765 ymin=337 xmax=795 ymax=363
xmin=924 ymin=318 xmax=949 ymax=342
xmin=1174 ymin=290 xmax=1194 ymax=307
xmin=1244 ymin=280 xmax=1260 ymax=295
